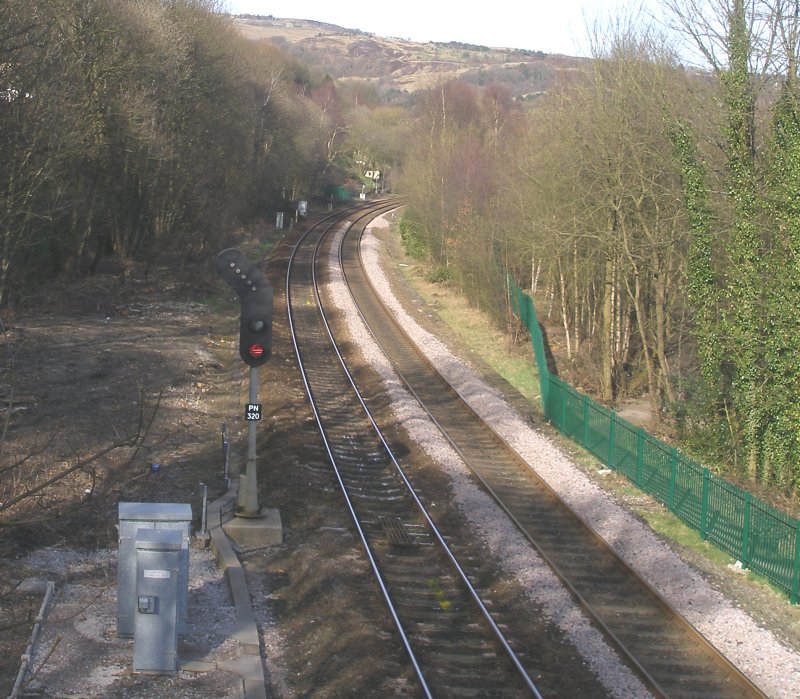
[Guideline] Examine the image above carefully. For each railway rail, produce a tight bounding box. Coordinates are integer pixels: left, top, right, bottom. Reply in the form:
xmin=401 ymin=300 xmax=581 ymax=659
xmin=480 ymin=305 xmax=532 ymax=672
xmin=287 ymin=202 xmax=542 ymax=697
xmin=285 ymin=201 xmax=767 ymax=698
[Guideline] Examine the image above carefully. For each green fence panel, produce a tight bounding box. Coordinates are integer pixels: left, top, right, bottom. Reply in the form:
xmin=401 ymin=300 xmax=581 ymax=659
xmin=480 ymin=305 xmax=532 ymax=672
xmin=611 ymin=415 xmax=638 ymax=481
xmin=566 ymin=386 xmax=589 ymax=442
xmin=672 ymin=455 xmax=704 ymax=530
xmin=585 ymin=398 xmax=612 ymax=462
xmin=545 ymin=374 xmax=567 ymax=432
xmin=749 ymin=502 xmax=797 ymax=598
xmin=507 ymin=278 xmax=799 ymax=602
xmin=704 ymin=475 xmax=746 ymax=556
xmin=639 ymin=433 xmax=672 ymax=504
xmin=512 ymin=286 xmax=550 ymax=409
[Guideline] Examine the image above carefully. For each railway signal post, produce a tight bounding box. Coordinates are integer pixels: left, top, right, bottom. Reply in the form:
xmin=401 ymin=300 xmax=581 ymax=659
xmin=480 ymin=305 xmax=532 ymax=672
xmin=214 ymin=248 xmax=282 ymax=546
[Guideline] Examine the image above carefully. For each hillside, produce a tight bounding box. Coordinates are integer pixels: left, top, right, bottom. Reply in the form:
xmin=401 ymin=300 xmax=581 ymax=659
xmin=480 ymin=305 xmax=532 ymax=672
xmin=232 ymin=15 xmax=587 ymax=101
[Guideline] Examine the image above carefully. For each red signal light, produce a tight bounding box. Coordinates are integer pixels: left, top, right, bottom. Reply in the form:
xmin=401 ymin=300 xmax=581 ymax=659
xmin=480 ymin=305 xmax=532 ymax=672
xmin=247 ymin=343 xmax=265 ymax=359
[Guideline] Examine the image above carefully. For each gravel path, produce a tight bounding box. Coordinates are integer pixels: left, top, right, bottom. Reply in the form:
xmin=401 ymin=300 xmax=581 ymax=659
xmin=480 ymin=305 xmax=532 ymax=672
xmin=330 ymin=212 xmax=800 ymax=699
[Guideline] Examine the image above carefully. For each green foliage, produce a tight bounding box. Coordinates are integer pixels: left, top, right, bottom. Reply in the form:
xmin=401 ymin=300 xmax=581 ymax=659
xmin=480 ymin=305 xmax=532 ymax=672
xmin=667 ymin=374 xmax=744 ymax=473
xmin=667 ymin=119 xmax=722 ymax=390
xmin=6 ymin=0 xmax=800 ymax=499
xmin=758 ymin=88 xmax=800 ymax=491
xmin=665 ymin=6 xmax=800 ymax=493
xmin=425 ymin=266 xmax=451 ymax=284
xmin=399 ymin=218 xmax=429 ymax=260
xmin=397 ymin=11 xmax=800 ymax=496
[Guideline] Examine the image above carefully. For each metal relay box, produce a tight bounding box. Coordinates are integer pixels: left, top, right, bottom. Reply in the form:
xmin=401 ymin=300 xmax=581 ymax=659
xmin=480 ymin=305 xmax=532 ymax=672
xmin=132 ymin=528 xmax=183 ymax=674
xmin=117 ymin=502 xmax=191 ymax=637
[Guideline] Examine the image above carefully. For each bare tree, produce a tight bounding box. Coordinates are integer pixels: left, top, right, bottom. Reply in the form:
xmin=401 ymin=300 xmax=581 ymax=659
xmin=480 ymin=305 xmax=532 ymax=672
xmin=506 ymin=13 xmax=691 ymax=411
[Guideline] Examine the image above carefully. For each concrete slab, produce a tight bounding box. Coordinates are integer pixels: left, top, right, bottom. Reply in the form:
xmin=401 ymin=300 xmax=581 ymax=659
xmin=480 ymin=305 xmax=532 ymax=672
xmin=220 ymin=656 xmax=268 ymax=699
xmin=22 ymin=547 xmax=243 ymax=697
xmin=179 ymin=659 xmax=217 ymax=673
xmin=221 ymin=508 xmax=283 ymax=547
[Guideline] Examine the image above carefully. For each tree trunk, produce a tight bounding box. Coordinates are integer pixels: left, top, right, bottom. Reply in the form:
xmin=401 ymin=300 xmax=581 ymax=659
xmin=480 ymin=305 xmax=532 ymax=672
xmin=653 ymin=261 xmax=675 ymax=404
xmin=601 ymin=256 xmax=614 ymax=401
xmin=557 ymin=258 xmax=573 ymax=359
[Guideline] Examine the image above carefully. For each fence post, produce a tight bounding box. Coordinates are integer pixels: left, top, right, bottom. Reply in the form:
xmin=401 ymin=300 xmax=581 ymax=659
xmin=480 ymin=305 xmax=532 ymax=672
xmin=741 ymin=491 xmax=751 ymax=567
xmin=700 ymin=468 xmax=710 ymax=540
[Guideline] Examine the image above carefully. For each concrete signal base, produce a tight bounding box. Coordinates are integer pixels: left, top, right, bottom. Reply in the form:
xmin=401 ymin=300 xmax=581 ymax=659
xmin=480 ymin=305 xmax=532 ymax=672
xmin=221 ymin=508 xmax=283 ymax=547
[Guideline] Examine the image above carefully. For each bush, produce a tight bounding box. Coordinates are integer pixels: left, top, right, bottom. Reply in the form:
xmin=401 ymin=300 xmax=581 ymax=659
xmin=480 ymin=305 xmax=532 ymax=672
xmin=425 ymin=266 xmax=451 ymax=283
xmin=399 ymin=218 xmax=428 ymax=260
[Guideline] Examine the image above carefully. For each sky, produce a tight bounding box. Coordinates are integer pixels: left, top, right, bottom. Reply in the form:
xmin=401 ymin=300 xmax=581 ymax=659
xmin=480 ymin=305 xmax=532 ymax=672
xmin=223 ymin=1 xmax=668 ymax=58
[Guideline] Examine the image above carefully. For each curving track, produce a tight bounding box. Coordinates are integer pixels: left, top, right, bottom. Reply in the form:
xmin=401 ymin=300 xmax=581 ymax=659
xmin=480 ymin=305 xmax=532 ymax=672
xmin=287 ymin=202 xmax=542 ymax=697
xmin=286 ymin=202 xmax=768 ymax=698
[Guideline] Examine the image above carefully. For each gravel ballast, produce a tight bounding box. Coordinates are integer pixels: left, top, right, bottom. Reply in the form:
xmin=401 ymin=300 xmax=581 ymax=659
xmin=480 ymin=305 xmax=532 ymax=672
xmin=329 ymin=212 xmax=800 ymax=699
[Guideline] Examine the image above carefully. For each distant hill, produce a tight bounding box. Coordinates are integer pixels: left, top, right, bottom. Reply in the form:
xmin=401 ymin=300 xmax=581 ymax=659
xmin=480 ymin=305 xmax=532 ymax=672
xmin=232 ymin=16 xmax=587 ymax=102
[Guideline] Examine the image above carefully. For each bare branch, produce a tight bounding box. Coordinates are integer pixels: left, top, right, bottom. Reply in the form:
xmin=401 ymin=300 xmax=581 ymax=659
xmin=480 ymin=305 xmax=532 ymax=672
xmin=0 ymin=434 xmax=61 ymax=477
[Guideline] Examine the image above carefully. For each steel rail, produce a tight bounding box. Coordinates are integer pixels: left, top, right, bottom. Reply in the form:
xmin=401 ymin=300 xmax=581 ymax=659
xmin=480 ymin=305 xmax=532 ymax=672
xmin=285 ymin=203 xmax=432 ymax=697
xmin=340 ymin=208 xmax=666 ymax=697
xmin=286 ymin=201 xmax=543 ymax=697
xmin=339 ymin=209 xmax=768 ymax=699
xmin=328 ymin=213 xmax=544 ymax=697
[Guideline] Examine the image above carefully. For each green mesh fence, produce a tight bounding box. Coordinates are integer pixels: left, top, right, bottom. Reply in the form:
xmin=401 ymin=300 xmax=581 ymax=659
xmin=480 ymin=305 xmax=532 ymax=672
xmin=509 ymin=279 xmax=800 ymax=603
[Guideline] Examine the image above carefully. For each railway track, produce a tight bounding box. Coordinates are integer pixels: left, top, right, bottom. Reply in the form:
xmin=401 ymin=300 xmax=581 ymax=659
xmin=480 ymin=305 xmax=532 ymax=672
xmin=286 ymin=202 xmax=768 ymax=698
xmin=287 ymin=202 xmax=543 ymax=697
